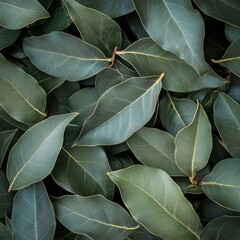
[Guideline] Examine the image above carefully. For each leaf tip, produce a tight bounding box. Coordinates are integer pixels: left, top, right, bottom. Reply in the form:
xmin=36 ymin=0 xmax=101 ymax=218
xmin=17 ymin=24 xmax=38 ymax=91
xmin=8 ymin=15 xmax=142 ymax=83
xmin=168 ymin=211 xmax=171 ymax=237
xmin=158 ymin=72 xmax=165 ymax=81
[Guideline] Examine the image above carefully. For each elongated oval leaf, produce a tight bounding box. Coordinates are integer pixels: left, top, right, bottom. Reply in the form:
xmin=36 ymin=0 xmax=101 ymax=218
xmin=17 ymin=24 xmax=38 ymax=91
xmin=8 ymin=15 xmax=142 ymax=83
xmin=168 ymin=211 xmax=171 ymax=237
xmin=108 ymin=165 xmax=202 ymax=239
xmin=64 ymin=0 xmax=122 ymax=56
xmin=175 ymin=103 xmax=212 ymax=179
xmin=194 ymin=0 xmax=240 ymax=28
xmin=214 ymin=92 xmax=240 ymax=157
xmin=74 ymin=75 xmax=163 ymax=146
xmin=7 ymin=112 xmax=78 ymax=191
xmin=127 ymin=127 xmax=184 ymax=176
xmin=12 ymin=182 xmax=56 ymax=240
xmin=0 ymin=27 xmax=20 ymax=50
xmin=159 ymin=93 xmax=197 ymax=136
xmin=23 ymin=31 xmax=110 ymax=81
xmin=0 ymin=59 xmax=47 ymax=125
xmin=133 ymin=0 xmax=207 ymax=72
xmin=52 ymin=146 xmax=114 ymax=198
xmin=202 ymin=158 xmax=240 ymax=212
xmin=53 ymin=194 xmax=139 ymax=240
xmin=117 ymin=38 xmax=227 ymax=92
xmin=0 ymin=0 xmax=50 ymax=29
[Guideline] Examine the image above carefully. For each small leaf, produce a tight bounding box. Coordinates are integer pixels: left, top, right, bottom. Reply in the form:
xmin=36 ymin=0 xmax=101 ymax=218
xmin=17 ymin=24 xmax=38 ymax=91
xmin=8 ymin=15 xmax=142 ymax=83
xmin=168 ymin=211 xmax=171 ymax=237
xmin=23 ymin=31 xmax=110 ymax=81
xmin=127 ymin=127 xmax=184 ymax=176
xmin=202 ymin=158 xmax=240 ymax=212
xmin=64 ymin=0 xmax=122 ymax=56
xmin=0 ymin=0 xmax=50 ymax=29
xmin=108 ymin=165 xmax=202 ymax=239
xmin=52 ymin=146 xmax=114 ymax=198
xmin=74 ymin=75 xmax=163 ymax=146
xmin=214 ymin=92 xmax=240 ymax=157
xmin=201 ymin=216 xmax=240 ymax=240
xmin=12 ymin=182 xmax=56 ymax=240
xmin=175 ymin=103 xmax=212 ymax=179
xmin=53 ymin=194 xmax=139 ymax=240
xmin=7 ymin=112 xmax=78 ymax=191
xmin=0 ymin=59 xmax=47 ymax=125
xmin=0 ymin=27 xmax=20 ymax=50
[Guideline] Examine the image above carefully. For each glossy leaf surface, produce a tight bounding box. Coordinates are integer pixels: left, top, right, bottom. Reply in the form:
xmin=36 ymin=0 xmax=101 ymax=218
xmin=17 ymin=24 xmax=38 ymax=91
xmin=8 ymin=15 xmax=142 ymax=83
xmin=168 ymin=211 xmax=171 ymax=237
xmin=7 ymin=113 xmax=78 ymax=191
xmin=108 ymin=165 xmax=202 ymax=239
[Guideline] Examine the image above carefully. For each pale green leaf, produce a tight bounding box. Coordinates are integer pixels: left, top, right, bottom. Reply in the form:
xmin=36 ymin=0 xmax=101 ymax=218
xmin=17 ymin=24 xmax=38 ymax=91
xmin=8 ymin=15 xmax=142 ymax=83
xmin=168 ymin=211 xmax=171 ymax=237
xmin=0 ymin=0 xmax=50 ymax=29
xmin=0 ymin=27 xmax=20 ymax=50
xmin=127 ymin=127 xmax=184 ymax=176
xmin=23 ymin=31 xmax=111 ymax=81
xmin=202 ymin=158 xmax=240 ymax=212
xmin=7 ymin=112 xmax=78 ymax=191
xmin=175 ymin=103 xmax=212 ymax=179
xmin=225 ymin=24 xmax=240 ymax=43
xmin=64 ymin=0 xmax=122 ymax=56
xmin=53 ymin=194 xmax=139 ymax=240
xmin=0 ymin=59 xmax=47 ymax=125
xmin=108 ymin=165 xmax=202 ymax=239
xmin=117 ymin=38 xmax=227 ymax=92
xmin=12 ymin=182 xmax=56 ymax=240
xmin=74 ymin=75 xmax=163 ymax=146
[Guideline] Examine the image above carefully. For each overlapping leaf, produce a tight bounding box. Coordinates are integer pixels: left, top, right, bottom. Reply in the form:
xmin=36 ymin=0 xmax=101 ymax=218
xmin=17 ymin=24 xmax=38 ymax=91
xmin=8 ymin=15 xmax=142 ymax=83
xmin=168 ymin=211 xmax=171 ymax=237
xmin=108 ymin=165 xmax=202 ymax=239
xmin=225 ymin=24 xmax=240 ymax=43
xmin=7 ymin=113 xmax=78 ymax=191
xmin=64 ymin=0 xmax=122 ymax=56
xmin=175 ymin=103 xmax=212 ymax=179
xmin=0 ymin=223 xmax=11 ymax=240
xmin=0 ymin=27 xmax=20 ymax=50
xmin=202 ymin=158 xmax=240 ymax=212
xmin=12 ymin=182 xmax=56 ymax=240
xmin=74 ymin=75 xmax=162 ymax=146
xmin=23 ymin=31 xmax=111 ymax=81
xmin=0 ymin=59 xmax=47 ymax=125
xmin=116 ymin=38 xmax=227 ymax=92
xmin=53 ymin=194 xmax=139 ymax=240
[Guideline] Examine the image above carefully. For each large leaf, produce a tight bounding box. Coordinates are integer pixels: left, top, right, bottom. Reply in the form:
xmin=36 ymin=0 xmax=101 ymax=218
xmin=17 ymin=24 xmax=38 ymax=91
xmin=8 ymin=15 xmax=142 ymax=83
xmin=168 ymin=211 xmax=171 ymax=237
xmin=74 ymin=75 xmax=163 ymax=146
xmin=7 ymin=112 xmax=78 ymax=191
xmin=127 ymin=127 xmax=184 ymax=176
xmin=12 ymin=182 xmax=56 ymax=240
xmin=116 ymin=38 xmax=227 ymax=92
xmin=23 ymin=31 xmax=111 ymax=81
xmin=0 ymin=27 xmax=20 ymax=50
xmin=214 ymin=92 xmax=240 ymax=157
xmin=159 ymin=93 xmax=197 ymax=136
xmin=201 ymin=216 xmax=240 ymax=240
xmin=108 ymin=165 xmax=202 ymax=239
xmin=53 ymin=194 xmax=139 ymax=240
xmin=0 ymin=59 xmax=47 ymax=125
xmin=52 ymin=146 xmax=114 ymax=198
xmin=175 ymin=103 xmax=212 ymax=179
xmin=193 ymin=0 xmax=240 ymax=28
xmin=0 ymin=0 xmax=50 ymax=29
xmin=202 ymin=158 xmax=240 ymax=212
xmin=212 ymin=36 xmax=240 ymax=77
xmin=132 ymin=0 xmax=207 ymax=73
xmin=64 ymin=0 xmax=122 ymax=56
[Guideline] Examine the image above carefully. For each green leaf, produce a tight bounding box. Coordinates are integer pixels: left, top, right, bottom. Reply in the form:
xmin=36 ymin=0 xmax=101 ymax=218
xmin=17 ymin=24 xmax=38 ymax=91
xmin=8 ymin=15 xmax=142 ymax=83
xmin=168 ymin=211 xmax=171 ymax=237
xmin=214 ymin=92 xmax=240 ymax=157
xmin=117 ymin=38 xmax=227 ymax=92
xmin=0 ymin=222 xmax=11 ymax=240
xmin=53 ymin=194 xmax=139 ymax=240
xmin=0 ymin=27 xmax=20 ymax=50
xmin=127 ymin=127 xmax=184 ymax=176
xmin=0 ymin=0 xmax=50 ymax=29
xmin=193 ymin=0 xmax=240 ymax=28
xmin=202 ymin=158 xmax=240 ymax=212
xmin=175 ymin=103 xmax=212 ymax=179
xmin=212 ymin=36 xmax=240 ymax=77
xmin=114 ymin=60 xmax=139 ymax=80
xmin=74 ymin=75 xmax=163 ymax=146
xmin=64 ymin=0 xmax=122 ymax=56
xmin=159 ymin=93 xmax=197 ymax=136
xmin=7 ymin=112 xmax=78 ymax=191
xmin=12 ymin=182 xmax=56 ymax=240
xmin=23 ymin=31 xmax=110 ymax=81
xmin=0 ymin=129 xmax=17 ymax=167
xmin=225 ymin=24 xmax=240 ymax=43
xmin=108 ymin=165 xmax=202 ymax=239
xmin=0 ymin=59 xmax=47 ymax=125
xmin=201 ymin=216 xmax=240 ymax=240
xmin=132 ymin=0 xmax=207 ymax=73
xmin=52 ymin=146 xmax=114 ymax=198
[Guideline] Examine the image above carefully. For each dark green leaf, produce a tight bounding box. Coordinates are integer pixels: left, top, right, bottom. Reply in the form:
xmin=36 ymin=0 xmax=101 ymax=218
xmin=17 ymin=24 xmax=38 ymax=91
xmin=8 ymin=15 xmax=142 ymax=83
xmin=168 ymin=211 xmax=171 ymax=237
xmin=0 ymin=222 xmax=11 ymax=240
xmin=0 ymin=27 xmax=20 ymax=50
xmin=225 ymin=24 xmax=240 ymax=43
